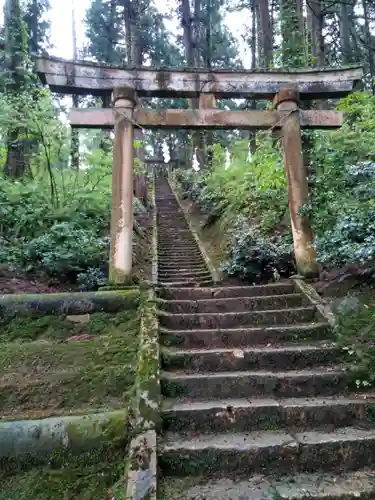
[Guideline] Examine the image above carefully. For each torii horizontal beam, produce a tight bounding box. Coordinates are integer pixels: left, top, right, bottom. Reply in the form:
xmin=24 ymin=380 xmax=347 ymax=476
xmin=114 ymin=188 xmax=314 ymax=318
xmin=35 ymin=55 xmax=363 ymax=99
xmin=69 ymin=108 xmax=343 ymax=129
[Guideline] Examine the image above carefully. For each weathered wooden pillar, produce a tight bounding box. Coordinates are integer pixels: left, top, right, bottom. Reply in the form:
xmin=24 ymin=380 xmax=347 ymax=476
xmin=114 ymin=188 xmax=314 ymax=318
xmin=274 ymin=88 xmax=319 ymax=278
xmin=110 ymin=86 xmax=137 ymax=284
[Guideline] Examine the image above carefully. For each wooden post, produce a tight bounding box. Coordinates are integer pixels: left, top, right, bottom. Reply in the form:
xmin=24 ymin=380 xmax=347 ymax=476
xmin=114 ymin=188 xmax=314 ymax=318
xmin=110 ymin=86 xmax=137 ymax=284
xmin=274 ymin=88 xmax=319 ymax=278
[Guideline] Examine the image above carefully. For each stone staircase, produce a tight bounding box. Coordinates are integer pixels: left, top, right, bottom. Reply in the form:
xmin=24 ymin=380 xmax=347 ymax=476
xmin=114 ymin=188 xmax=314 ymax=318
xmin=155 ymin=177 xmax=375 ymax=499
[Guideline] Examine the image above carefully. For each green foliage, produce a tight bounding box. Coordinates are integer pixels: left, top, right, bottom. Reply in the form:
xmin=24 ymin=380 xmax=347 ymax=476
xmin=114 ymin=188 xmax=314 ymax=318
xmin=335 ymin=296 xmax=375 ymax=388
xmin=77 ymin=268 xmax=107 ymax=291
xmin=307 ymin=91 xmax=375 ymax=271
xmin=0 ymin=89 xmax=70 ymax=174
xmin=173 ymin=134 xmax=290 ymax=280
xmin=176 ymin=91 xmax=375 ymax=279
xmin=221 ymin=217 xmax=294 ymax=282
xmin=23 ymin=0 xmax=51 ymax=53
xmin=0 ymin=167 xmax=110 ymax=278
xmin=84 ymin=0 xmax=124 ymax=64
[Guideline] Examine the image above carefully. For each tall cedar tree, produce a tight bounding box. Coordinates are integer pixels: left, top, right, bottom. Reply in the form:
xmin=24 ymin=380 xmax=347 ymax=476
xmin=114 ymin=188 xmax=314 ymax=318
xmin=3 ymin=0 xmax=31 ymax=177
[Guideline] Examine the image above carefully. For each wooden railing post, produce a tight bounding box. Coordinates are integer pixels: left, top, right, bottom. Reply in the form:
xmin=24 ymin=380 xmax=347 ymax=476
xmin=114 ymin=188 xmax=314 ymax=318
xmin=274 ymin=88 xmax=319 ymax=278
xmin=110 ymin=86 xmax=137 ymax=284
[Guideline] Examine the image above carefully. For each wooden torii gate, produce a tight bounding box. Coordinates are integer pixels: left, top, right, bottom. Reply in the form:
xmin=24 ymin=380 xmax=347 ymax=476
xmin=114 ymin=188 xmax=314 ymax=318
xmin=36 ymin=56 xmax=362 ymax=284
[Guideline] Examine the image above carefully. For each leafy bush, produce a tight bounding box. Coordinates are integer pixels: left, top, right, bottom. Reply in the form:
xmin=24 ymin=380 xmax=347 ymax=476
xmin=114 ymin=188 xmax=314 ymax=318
xmin=335 ymin=296 xmax=375 ymax=388
xmin=77 ymin=267 xmax=107 ymax=291
xmin=222 ymin=217 xmax=294 ymax=283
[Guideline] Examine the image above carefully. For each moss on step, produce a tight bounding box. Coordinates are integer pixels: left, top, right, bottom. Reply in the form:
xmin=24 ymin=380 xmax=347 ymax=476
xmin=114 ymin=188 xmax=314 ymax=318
xmin=128 ymin=292 xmax=160 ymax=436
xmin=0 ymin=458 xmax=125 ymax=500
xmin=158 ymin=477 xmax=200 ymax=500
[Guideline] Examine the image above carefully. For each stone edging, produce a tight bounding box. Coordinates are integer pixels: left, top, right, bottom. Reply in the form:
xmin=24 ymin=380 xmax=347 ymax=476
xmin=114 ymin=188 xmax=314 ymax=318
xmin=0 ymin=410 xmax=127 ymax=470
xmin=0 ymin=290 xmax=140 ymax=318
xmin=124 ymin=177 xmax=160 ymax=500
xmin=168 ymin=177 xmax=221 ymax=284
xmin=293 ymin=278 xmax=336 ymax=326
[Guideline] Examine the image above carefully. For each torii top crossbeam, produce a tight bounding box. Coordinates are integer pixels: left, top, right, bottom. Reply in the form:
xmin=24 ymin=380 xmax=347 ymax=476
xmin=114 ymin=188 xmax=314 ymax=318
xmin=35 ymin=55 xmax=363 ymax=100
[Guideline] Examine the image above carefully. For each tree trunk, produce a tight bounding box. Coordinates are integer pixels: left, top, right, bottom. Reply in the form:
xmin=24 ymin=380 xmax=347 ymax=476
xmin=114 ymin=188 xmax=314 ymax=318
xmin=123 ymin=0 xmax=148 ymax=204
xmin=30 ymin=0 xmax=38 ymax=53
xmin=258 ymin=0 xmax=272 ymax=67
xmin=180 ymin=0 xmax=203 ymax=168
xmin=249 ymin=0 xmax=257 ymax=154
xmin=4 ymin=0 xmax=29 ymax=178
xmin=362 ymin=0 xmax=375 ymax=93
xmin=205 ymin=0 xmax=212 ymax=69
xmin=181 ymin=0 xmax=195 ymax=66
xmin=4 ymin=128 xmax=28 ymax=178
xmin=280 ymin=0 xmax=305 ymax=67
xmin=70 ymin=0 xmax=79 ymax=169
xmin=122 ymin=0 xmax=133 ymax=64
xmin=340 ymin=0 xmax=352 ymax=64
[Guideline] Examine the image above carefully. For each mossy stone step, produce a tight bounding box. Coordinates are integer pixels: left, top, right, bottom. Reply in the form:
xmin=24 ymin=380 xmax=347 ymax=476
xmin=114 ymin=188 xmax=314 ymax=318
xmin=159 ymin=427 xmax=375 ymax=477
xmin=162 ymin=396 xmax=369 ymax=434
xmin=161 ymin=366 xmax=351 ymax=400
xmin=158 ymin=274 xmax=213 ymax=284
xmin=159 ymin=283 xmax=296 ymax=300
xmin=160 ymin=294 xmax=305 ymax=314
xmin=158 ymin=470 xmax=375 ymax=500
xmin=158 ymin=307 xmax=318 ymax=329
xmin=158 ymin=266 xmax=208 ymax=273
xmin=160 ymin=323 xmax=333 ymax=348
xmin=161 ymin=343 xmax=342 ymax=372
xmin=158 ymin=280 xmax=213 ymax=288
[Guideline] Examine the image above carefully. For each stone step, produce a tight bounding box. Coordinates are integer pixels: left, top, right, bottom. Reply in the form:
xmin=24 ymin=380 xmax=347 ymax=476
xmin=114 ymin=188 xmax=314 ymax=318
xmin=161 ymin=294 xmax=305 ymax=314
xmin=159 ymin=277 xmax=213 ymax=285
xmin=161 ymin=366 xmax=351 ymax=400
xmin=162 ymin=395 xmax=369 ymax=434
xmin=158 ymin=275 xmax=213 ymax=284
xmin=158 ymin=242 xmax=199 ymax=247
xmin=158 ymin=270 xmax=212 ymax=279
xmin=158 ymin=306 xmax=318 ymax=329
xmin=159 ymin=469 xmax=375 ymax=499
xmin=157 ymin=258 xmax=206 ymax=265
xmin=161 ymin=343 xmax=341 ymax=373
xmin=158 ymin=280 xmax=214 ymax=288
xmin=159 ymin=283 xmax=296 ymax=300
xmin=158 ymin=265 xmax=208 ymax=273
xmin=158 ymin=251 xmax=203 ymax=258
xmin=160 ymin=323 xmax=332 ymax=348
xmin=158 ymin=239 xmax=197 ymax=245
xmin=159 ymin=427 xmax=375 ymax=477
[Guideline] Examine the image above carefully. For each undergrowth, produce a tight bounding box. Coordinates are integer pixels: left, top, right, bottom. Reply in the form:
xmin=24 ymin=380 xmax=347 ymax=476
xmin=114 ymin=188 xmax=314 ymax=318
xmin=334 ymin=296 xmax=375 ymax=389
xmin=173 ymin=91 xmax=375 ymax=283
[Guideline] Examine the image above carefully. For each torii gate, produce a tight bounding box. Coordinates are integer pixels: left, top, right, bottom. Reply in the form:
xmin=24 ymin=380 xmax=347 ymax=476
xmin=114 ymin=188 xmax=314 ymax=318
xmin=35 ymin=56 xmax=363 ymax=284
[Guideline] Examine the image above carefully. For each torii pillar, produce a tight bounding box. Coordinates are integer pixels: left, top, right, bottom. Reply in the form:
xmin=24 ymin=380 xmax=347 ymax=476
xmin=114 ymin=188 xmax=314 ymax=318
xmin=109 ymin=86 xmax=137 ymax=284
xmin=274 ymin=88 xmax=319 ymax=278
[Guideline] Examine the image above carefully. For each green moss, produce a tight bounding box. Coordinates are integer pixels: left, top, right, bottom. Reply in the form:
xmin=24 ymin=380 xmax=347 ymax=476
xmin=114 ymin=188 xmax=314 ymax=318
xmin=128 ymin=293 xmax=161 ymax=435
xmin=0 ymin=459 xmax=126 ymax=500
xmin=0 ymin=309 xmax=137 ymax=342
xmin=0 ymin=311 xmax=140 ymax=416
xmin=158 ymin=477 xmax=200 ymax=500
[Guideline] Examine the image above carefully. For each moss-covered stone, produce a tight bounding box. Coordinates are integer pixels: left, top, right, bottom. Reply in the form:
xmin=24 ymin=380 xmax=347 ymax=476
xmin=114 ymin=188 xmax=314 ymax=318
xmin=0 ymin=289 xmax=139 ymax=321
xmin=127 ymin=292 xmax=160 ymax=438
